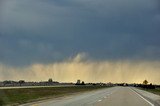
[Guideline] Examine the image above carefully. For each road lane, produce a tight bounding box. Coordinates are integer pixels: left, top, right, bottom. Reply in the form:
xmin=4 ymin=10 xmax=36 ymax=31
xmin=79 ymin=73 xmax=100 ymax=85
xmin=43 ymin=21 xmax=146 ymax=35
xmin=94 ymin=87 xmax=152 ymax=106
xmin=23 ymin=87 xmax=155 ymax=106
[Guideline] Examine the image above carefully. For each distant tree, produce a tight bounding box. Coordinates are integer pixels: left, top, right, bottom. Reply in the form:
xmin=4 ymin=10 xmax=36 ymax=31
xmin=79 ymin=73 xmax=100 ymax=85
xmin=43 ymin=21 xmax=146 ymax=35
xmin=48 ymin=78 xmax=53 ymax=83
xmin=75 ymin=80 xmax=81 ymax=85
xmin=81 ymin=81 xmax=85 ymax=85
xmin=19 ymin=80 xmax=25 ymax=86
xmin=143 ymin=80 xmax=148 ymax=85
xmin=92 ymin=83 xmax=96 ymax=86
xmin=3 ymin=80 xmax=11 ymax=85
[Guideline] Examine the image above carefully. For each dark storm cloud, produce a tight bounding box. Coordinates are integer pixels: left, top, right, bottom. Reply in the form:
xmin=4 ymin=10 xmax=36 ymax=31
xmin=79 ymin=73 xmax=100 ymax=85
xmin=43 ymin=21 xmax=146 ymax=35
xmin=0 ymin=0 xmax=160 ymax=66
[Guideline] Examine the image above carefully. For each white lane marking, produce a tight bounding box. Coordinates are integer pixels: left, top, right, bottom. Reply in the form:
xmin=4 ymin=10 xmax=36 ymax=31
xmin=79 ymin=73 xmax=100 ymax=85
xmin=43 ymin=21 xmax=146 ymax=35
xmin=131 ymin=89 xmax=154 ymax=106
xmin=98 ymin=100 xmax=102 ymax=102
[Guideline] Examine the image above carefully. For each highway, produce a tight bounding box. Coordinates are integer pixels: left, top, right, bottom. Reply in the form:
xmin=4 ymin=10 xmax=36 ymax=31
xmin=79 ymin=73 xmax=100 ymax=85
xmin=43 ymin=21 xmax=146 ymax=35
xmin=24 ymin=87 xmax=157 ymax=106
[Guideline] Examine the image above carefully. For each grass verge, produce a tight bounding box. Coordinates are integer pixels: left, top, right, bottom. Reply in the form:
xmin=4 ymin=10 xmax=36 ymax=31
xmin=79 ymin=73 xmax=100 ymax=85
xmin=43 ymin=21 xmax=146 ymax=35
xmin=139 ymin=88 xmax=160 ymax=96
xmin=0 ymin=86 xmax=109 ymax=106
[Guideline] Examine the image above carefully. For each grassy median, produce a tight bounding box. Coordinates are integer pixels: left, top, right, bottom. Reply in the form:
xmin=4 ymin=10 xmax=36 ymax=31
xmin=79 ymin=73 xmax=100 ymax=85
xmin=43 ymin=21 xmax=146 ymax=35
xmin=0 ymin=86 xmax=109 ymax=106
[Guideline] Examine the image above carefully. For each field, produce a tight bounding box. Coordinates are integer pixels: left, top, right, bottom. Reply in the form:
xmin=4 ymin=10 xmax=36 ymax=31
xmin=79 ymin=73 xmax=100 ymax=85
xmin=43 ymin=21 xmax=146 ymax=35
xmin=0 ymin=86 xmax=109 ymax=106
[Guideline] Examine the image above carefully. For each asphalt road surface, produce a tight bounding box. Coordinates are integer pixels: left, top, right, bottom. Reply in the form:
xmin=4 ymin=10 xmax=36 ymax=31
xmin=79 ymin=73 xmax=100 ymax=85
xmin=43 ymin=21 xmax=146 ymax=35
xmin=26 ymin=87 xmax=156 ymax=106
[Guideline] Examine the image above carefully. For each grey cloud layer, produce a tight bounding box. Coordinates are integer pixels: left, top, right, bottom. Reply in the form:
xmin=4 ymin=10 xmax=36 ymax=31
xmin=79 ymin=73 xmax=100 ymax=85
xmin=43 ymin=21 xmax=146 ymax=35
xmin=0 ymin=0 xmax=160 ymax=66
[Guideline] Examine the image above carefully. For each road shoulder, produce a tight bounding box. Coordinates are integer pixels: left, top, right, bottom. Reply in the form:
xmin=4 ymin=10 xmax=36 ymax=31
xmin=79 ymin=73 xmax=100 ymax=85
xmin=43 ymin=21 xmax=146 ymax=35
xmin=132 ymin=87 xmax=160 ymax=106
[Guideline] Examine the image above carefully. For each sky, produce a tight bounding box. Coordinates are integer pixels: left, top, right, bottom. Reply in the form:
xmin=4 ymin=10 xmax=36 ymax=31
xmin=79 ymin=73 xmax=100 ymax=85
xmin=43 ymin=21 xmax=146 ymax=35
xmin=0 ymin=0 xmax=160 ymax=84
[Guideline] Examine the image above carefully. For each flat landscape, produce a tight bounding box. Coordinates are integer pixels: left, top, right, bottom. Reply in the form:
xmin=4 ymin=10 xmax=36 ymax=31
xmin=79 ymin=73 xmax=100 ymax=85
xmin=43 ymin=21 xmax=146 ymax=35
xmin=21 ymin=87 xmax=160 ymax=106
xmin=0 ymin=86 xmax=108 ymax=106
xmin=1 ymin=0 xmax=160 ymax=106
